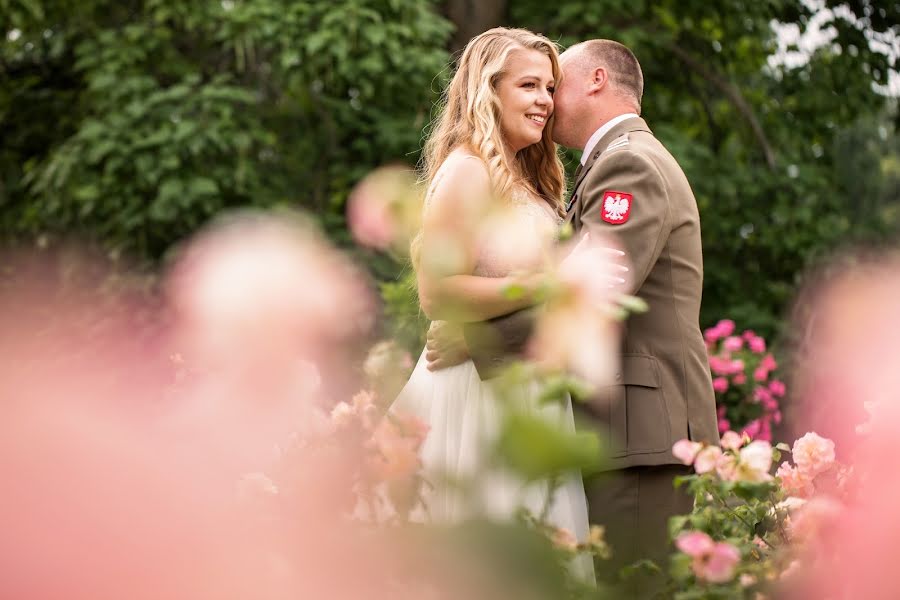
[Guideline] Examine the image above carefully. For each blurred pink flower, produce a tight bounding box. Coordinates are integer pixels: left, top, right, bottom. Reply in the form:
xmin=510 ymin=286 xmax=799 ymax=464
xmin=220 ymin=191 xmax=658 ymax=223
xmin=676 ymin=532 xmax=740 ymax=583
xmin=733 ymin=372 xmax=747 ymax=385
xmin=718 ymin=320 xmax=736 ymax=337
xmin=741 ymin=329 xmax=757 ymax=342
xmin=673 ymin=439 xmax=703 ymax=465
xmin=551 ymin=527 xmax=578 ymax=552
xmin=741 ymin=419 xmax=762 ymax=440
xmin=748 ymin=335 xmax=766 ymax=353
xmin=715 ymin=452 xmax=738 ymax=480
xmin=728 ymin=359 xmax=745 ymax=375
xmin=760 ymin=354 xmax=777 ymax=371
xmin=529 ymin=233 xmax=623 ymax=387
xmin=367 ymin=417 xmax=423 ymax=483
xmin=735 ymin=440 xmax=773 ymax=482
xmin=720 ymin=430 xmax=743 ymax=450
xmin=723 ymin=336 xmax=743 ymax=352
xmin=694 ymin=446 xmax=723 ymax=474
xmin=776 ymin=462 xmax=814 ymax=498
xmin=718 ymin=418 xmax=731 ymax=434
xmin=330 ymin=402 xmax=356 ymax=428
xmin=769 ymin=380 xmax=786 ymax=397
xmin=346 ymin=165 xmax=420 ymax=252
xmin=675 ymin=531 xmax=715 ymax=557
xmin=792 ymin=432 xmax=836 ymax=479
xmin=712 ymin=377 xmax=729 ymax=393
xmin=700 ymin=542 xmax=741 ymax=583
xmin=709 ymin=356 xmax=731 ymax=376
xmin=753 ymin=366 xmax=769 ymax=382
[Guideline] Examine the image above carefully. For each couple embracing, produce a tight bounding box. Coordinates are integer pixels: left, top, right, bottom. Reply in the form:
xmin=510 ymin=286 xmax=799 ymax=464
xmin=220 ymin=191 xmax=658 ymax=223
xmin=393 ymin=27 xmax=719 ymax=586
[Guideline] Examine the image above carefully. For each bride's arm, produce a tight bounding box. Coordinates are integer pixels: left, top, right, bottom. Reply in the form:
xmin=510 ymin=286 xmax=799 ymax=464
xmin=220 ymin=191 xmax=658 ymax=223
xmin=416 ymin=156 xmax=543 ymax=322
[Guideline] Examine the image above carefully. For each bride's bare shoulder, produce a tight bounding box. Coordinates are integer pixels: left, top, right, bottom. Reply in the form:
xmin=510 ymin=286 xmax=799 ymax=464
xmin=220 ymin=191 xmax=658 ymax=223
xmin=428 ymin=149 xmax=490 ymax=203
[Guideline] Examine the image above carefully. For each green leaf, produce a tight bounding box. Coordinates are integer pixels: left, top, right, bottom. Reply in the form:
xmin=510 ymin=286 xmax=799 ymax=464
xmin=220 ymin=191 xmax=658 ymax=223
xmin=496 ymin=413 xmax=602 ymax=480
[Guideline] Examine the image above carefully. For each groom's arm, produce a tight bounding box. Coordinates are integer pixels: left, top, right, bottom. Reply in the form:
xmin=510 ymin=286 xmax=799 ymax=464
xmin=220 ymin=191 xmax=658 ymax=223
xmin=461 ymin=306 xmax=539 ymax=380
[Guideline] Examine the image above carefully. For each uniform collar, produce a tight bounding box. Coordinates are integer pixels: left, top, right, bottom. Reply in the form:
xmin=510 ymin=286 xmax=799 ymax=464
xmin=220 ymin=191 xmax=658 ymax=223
xmin=572 ymin=116 xmax=651 ymax=192
xmin=580 ymin=113 xmax=640 ymax=165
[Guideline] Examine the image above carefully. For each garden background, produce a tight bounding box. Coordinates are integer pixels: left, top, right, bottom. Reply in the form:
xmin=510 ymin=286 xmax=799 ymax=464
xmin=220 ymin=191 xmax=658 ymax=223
xmin=2 ymin=0 xmax=898 ymax=428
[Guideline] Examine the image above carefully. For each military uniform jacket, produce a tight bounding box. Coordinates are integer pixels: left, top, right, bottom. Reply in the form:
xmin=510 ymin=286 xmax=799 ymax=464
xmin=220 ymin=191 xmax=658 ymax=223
xmin=565 ymin=115 xmax=718 ymax=469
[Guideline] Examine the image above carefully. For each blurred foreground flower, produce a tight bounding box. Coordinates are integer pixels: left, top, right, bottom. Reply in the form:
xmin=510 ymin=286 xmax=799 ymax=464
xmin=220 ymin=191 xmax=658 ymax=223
xmin=347 ymin=165 xmax=422 ymax=253
xmin=528 ymin=233 xmax=639 ymax=388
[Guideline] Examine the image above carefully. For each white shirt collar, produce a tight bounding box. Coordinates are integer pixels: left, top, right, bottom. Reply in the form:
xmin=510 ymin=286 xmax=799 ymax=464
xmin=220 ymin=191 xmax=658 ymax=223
xmin=580 ymin=113 xmax=639 ymax=165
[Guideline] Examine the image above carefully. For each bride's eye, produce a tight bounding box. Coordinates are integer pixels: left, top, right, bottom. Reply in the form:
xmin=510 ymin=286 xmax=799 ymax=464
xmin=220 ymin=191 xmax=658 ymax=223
xmin=547 ymin=86 xmax=556 ymax=95
xmin=522 ymin=82 xmax=536 ymax=89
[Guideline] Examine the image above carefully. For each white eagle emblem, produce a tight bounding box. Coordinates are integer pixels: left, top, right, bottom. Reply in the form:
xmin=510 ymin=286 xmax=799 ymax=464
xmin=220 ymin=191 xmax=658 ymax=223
xmin=603 ymin=194 xmax=630 ymax=222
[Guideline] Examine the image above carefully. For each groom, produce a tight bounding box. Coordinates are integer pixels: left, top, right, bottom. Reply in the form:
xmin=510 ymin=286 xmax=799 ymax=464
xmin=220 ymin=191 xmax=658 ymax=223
xmin=427 ymin=39 xmax=718 ymax=582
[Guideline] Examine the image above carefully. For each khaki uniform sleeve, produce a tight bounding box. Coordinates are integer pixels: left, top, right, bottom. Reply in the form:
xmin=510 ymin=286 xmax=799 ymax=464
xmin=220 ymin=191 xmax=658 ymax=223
xmin=579 ymin=150 xmax=671 ymax=294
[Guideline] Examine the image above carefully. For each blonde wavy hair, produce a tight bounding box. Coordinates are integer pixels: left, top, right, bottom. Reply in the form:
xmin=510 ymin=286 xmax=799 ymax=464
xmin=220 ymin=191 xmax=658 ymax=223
xmin=421 ymin=27 xmax=566 ymax=216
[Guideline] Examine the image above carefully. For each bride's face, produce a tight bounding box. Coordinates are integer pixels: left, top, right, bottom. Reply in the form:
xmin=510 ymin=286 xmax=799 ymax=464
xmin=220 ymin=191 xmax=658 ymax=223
xmin=495 ymin=49 xmax=555 ymax=154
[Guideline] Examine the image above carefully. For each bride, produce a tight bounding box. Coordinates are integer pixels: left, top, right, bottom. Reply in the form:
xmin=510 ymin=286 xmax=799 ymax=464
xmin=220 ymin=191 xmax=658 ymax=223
xmin=392 ymin=28 xmax=593 ymax=579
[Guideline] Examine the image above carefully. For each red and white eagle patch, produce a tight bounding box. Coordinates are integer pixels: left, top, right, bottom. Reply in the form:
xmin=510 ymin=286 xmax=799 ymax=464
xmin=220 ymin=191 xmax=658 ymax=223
xmin=601 ymin=191 xmax=632 ymax=224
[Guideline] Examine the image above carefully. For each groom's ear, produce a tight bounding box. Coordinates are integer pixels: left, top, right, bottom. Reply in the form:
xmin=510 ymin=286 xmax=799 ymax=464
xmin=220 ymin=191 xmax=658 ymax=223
xmin=588 ymin=66 xmax=610 ymax=94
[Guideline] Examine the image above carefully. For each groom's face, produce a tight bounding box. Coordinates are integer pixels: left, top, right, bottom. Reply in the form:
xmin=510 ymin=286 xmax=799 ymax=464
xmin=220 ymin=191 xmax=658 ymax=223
xmin=551 ymin=51 xmax=588 ymax=149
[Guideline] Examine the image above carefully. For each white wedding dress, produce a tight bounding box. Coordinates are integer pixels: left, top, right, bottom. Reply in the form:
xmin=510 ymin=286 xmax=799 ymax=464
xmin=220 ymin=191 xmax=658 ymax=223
xmin=393 ymin=170 xmax=594 ymax=581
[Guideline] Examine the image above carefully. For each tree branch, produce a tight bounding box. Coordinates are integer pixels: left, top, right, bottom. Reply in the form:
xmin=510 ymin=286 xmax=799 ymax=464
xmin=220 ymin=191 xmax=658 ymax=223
xmin=667 ymin=42 xmax=777 ymax=170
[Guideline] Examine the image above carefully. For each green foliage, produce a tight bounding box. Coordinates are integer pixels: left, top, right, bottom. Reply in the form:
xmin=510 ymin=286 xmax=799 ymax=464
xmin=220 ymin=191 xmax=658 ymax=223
xmin=1 ymin=0 xmax=452 ymax=258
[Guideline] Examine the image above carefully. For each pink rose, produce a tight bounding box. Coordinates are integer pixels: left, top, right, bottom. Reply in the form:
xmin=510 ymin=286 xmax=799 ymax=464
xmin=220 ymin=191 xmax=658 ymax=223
xmin=704 ymin=327 xmax=722 ymax=345
xmin=742 ymin=329 xmax=757 ymax=341
xmin=713 ymin=377 xmax=729 ymax=393
xmin=760 ymin=354 xmax=777 ymax=371
xmin=717 ymin=319 xmax=736 ymax=337
xmin=694 ymin=446 xmax=723 ymax=474
xmin=776 ymin=462 xmax=814 ymax=498
xmin=735 ymin=440 xmax=774 ymax=482
xmin=675 ymin=531 xmax=715 ymax=557
xmin=729 ymin=359 xmax=745 ymax=375
xmin=673 ymin=439 xmax=703 ymax=465
xmin=748 ymin=335 xmax=766 ymax=353
xmin=769 ymin=380 xmax=786 ymax=397
xmin=715 ymin=452 xmax=738 ymax=481
xmin=720 ymin=430 xmax=743 ymax=450
xmin=723 ymin=336 xmax=743 ymax=352
xmin=709 ymin=356 xmax=730 ymax=376
xmin=792 ymin=432 xmax=836 ymax=479
xmin=733 ymin=372 xmax=747 ymax=385
xmin=676 ymin=532 xmax=740 ymax=583
xmin=700 ymin=542 xmax=741 ymax=583
xmin=718 ymin=418 xmax=731 ymax=434
xmin=754 ymin=388 xmax=778 ymax=411
xmin=754 ymin=366 xmax=769 ymax=382
xmin=741 ymin=418 xmax=762 ymax=440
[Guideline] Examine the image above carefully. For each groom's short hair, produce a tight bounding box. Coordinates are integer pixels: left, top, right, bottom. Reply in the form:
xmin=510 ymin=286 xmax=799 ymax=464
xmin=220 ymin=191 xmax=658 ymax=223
xmin=577 ymin=39 xmax=643 ymax=112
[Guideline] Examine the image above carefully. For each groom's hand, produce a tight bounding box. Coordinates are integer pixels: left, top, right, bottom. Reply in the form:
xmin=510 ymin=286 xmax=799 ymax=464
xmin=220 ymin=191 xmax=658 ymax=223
xmin=426 ymin=320 xmax=469 ymax=371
